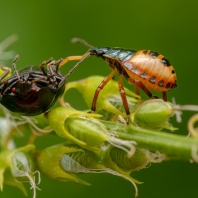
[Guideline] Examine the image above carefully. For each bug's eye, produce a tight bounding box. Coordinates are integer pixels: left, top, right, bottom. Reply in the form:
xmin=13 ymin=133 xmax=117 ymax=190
xmin=11 ymin=87 xmax=16 ymax=93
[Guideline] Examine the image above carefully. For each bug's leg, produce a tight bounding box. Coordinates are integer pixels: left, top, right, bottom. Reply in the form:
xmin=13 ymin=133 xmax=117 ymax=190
xmin=0 ymin=66 xmax=11 ymax=82
xmin=24 ymin=66 xmax=35 ymax=82
xmin=39 ymin=58 xmax=53 ymax=77
xmin=135 ymin=80 xmax=152 ymax=98
xmin=51 ymin=59 xmax=65 ymax=83
xmin=118 ymin=75 xmax=130 ymax=124
xmin=28 ymin=72 xmax=46 ymax=79
xmin=3 ymin=80 xmax=18 ymax=94
xmin=30 ymin=77 xmax=49 ymax=86
xmin=48 ymin=59 xmax=62 ymax=74
xmin=12 ymin=55 xmax=20 ymax=79
xmin=58 ymin=55 xmax=87 ymax=69
xmin=162 ymin=91 xmax=167 ymax=101
xmin=135 ymin=85 xmax=140 ymax=95
xmin=59 ymin=52 xmax=91 ymax=88
xmin=91 ymin=70 xmax=117 ymax=112
xmin=47 ymin=60 xmax=59 ymax=82
xmin=54 ymin=59 xmax=64 ymax=76
xmin=39 ymin=58 xmax=56 ymax=84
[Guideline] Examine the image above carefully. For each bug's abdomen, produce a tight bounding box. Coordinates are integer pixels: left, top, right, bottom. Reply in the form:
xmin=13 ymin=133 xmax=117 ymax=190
xmin=122 ymin=50 xmax=177 ymax=92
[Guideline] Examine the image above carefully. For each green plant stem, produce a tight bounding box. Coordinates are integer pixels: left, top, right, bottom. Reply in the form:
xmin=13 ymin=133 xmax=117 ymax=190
xmin=102 ymin=121 xmax=198 ymax=161
xmin=125 ymin=125 xmax=198 ymax=160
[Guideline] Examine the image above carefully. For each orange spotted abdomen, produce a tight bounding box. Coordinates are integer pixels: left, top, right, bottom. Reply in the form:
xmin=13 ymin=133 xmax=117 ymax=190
xmin=123 ymin=50 xmax=177 ymax=92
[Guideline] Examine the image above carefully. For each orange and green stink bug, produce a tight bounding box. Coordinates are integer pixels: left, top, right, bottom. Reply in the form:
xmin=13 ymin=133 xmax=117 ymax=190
xmin=59 ymin=38 xmax=177 ymax=122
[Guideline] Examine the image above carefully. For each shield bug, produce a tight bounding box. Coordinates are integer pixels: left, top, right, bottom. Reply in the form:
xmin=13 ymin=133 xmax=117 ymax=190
xmin=0 ymin=55 xmax=68 ymax=116
xmin=59 ymin=38 xmax=177 ymax=122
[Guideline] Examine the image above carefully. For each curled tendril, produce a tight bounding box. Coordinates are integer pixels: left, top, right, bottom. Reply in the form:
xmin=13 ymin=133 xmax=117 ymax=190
xmin=187 ymin=114 xmax=198 ymax=137
xmin=22 ymin=116 xmax=52 ymax=135
xmin=143 ymin=149 xmax=165 ymax=163
xmin=187 ymin=114 xmax=198 ymax=163
xmin=2 ymin=106 xmax=26 ymax=136
xmin=1 ymin=106 xmax=52 ymax=147
xmin=2 ymin=106 xmax=52 ymax=136
xmin=108 ymin=138 xmax=136 ymax=158
xmin=11 ymin=152 xmax=41 ymax=198
xmin=20 ymin=170 xmax=41 ymax=198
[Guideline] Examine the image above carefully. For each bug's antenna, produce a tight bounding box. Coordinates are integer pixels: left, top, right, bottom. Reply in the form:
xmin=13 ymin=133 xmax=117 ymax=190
xmin=71 ymin=38 xmax=94 ymax=48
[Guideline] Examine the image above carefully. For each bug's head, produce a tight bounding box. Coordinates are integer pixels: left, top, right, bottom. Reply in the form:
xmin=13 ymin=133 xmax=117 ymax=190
xmin=88 ymin=47 xmax=110 ymax=58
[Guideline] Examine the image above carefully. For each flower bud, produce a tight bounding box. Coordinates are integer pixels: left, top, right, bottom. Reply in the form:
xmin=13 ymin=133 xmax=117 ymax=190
xmin=132 ymin=99 xmax=174 ymax=129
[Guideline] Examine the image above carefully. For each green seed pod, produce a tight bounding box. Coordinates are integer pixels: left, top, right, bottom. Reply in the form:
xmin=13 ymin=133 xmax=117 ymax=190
xmin=59 ymin=144 xmax=106 ymax=174
xmin=35 ymin=143 xmax=90 ymax=185
xmin=109 ymin=147 xmax=149 ymax=172
xmin=37 ymin=142 xmax=140 ymax=197
xmin=65 ymin=115 xmax=110 ymax=147
xmin=46 ymin=106 xmax=136 ymax=155
xmin=102 ymin=147 xmax=142 ymax=197
xmin=45 ymin=106 xmax=108 ymax=151
xmin=132 ymin=99 xmax=174 ymax=129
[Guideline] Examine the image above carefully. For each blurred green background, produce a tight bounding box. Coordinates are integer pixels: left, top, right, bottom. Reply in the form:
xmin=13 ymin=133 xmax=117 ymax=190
xmin=1 ymin=0 xmax=198 ymax=198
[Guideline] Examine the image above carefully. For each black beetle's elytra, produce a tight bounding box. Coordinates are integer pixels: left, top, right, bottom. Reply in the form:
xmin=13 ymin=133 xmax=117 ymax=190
xmin=0 ymin=56 xmax=67 ymax=116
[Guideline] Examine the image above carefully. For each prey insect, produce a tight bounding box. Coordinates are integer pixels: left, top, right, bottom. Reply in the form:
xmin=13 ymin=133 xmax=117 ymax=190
xmin=58 ymin=38 xmax=177 ymax=123
xmin=0 ymin=55 xmax=69 ymax=116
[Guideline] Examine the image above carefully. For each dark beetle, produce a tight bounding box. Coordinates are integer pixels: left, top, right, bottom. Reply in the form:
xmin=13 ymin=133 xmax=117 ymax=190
xmin=0 ymin=55 xmax=66 ymax=116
